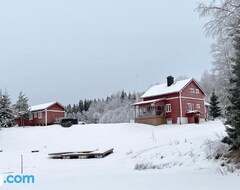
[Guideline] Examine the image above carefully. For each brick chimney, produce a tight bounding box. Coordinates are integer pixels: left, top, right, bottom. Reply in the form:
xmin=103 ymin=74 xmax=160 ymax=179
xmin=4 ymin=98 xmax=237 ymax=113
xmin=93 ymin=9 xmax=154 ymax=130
xmin=167 ymin=76 xmax=174 ymax=87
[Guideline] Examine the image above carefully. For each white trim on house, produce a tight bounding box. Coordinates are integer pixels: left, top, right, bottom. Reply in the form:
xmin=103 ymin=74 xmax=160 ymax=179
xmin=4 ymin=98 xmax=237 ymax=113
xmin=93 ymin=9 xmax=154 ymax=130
xmin=181 ymin=96 xmax=204 ymax=101
xmin=47 ymin=110 xmax=66 ymax=113
xmin=136 ymin=96 xmax=205 ymax=102
xmin=166 ymin=97 xmax=179 ymax=100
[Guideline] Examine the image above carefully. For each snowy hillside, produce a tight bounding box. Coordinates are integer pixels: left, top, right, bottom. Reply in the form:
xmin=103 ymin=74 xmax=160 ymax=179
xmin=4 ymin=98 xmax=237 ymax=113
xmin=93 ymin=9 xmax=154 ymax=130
xmin=0 ymin=121 xmax=240 ymax=190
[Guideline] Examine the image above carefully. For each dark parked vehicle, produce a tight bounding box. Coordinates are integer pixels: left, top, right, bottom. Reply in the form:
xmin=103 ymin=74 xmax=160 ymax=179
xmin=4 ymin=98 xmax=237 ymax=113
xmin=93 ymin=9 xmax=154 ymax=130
xmin=60 ymin=118 xmax=78 ymax=127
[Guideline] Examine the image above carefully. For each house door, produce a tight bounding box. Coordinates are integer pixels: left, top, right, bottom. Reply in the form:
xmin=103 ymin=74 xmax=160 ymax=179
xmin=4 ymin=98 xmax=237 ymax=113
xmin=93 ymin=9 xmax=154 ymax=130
xmin=194 ymin=115 xmax=199 ymax=124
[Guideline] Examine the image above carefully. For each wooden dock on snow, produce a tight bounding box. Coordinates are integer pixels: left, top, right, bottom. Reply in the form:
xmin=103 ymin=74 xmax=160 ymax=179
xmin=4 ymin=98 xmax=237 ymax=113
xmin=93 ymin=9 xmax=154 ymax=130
xmin=48 ymin=148 xmax=114 ymax=159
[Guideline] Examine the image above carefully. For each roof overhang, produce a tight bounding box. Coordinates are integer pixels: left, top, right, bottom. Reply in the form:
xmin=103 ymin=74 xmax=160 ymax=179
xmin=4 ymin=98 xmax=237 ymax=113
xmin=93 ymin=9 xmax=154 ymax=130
xmin=132 ymin=98 xmax=166 ymax=106
xmin=186 ymin=110 xmax=201 ymax=114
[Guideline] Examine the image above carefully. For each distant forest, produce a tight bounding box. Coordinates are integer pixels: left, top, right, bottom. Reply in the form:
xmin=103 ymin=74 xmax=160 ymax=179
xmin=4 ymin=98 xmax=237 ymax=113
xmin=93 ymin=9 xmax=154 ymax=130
xmin=66 ymin=90 xmax=141 ymax=123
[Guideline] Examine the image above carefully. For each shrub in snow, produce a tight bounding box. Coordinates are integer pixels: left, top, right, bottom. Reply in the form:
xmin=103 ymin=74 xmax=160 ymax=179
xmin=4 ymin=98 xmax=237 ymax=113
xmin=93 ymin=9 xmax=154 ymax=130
xmin=134 ymin=162 xmax=172 ymax=170
xmin=203 ymin=138 xmax=228 ymax=160
xmin=204 ymin=137 xmax=240 ymax=173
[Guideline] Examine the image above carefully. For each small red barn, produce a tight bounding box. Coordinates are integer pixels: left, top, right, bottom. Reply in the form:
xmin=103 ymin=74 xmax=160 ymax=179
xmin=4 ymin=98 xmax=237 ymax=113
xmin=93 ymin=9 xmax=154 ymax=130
xmin=133 ymin=76 xmax=206 ymax=125
xmin=15 ymin=101 xmax=66 ymax=126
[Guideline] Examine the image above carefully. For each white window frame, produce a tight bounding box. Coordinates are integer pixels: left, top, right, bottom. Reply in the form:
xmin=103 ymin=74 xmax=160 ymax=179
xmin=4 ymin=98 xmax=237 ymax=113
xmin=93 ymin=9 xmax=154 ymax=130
xmin=29 ymin=113 xmax=33 ymax=120
xmin=196 ymin=104 xmax=200 ymax=109
xmin=34 ymin=112 xmax=38 ymax=118
xmin=165 ymin=104 xmax=171 ymax=112
xmin=195 ymin=89 xmax=199 ymax=94
xmin=187 ymin=103 xmax=193 ymax=111
xmin=190 ymin=88 xmax=195 ymax=93
xmin=38 ymin=111 xmax=42 ymax=119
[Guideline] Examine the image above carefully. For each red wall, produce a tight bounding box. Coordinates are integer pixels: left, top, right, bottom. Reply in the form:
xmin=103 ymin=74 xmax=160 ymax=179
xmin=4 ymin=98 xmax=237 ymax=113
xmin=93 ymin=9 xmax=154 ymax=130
xmin=181 ymin=81 xmax=205 ymax=119
xmin=181 ymin=81 xmax=204 ymax=98
xmin=47 ymin=111 xmax=65 ymax=125
xmin=165 ymin=98 xmax=180 ymax=124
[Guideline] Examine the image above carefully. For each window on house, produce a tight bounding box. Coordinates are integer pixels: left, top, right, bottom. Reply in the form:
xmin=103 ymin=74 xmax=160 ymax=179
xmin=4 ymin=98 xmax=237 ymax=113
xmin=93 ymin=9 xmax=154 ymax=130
xmin=34 ymin=112 xmax=38 ymax=118
xmin=187 ymin=103 xmax=193 ymax=111
xmin=165 ymin=104 xmax=171 ymax=112
xmin=29 ymin=113 xmax=33 ymax=120
xmin=38 ymin=111 xmax=42 ymax=119
xmin=190 ymin=88 xmax=195 ymax=93
xmin=196 ymin=104 xmax=200 ymax=109
xmin=195 ymin=89 xmax=199 ymax=94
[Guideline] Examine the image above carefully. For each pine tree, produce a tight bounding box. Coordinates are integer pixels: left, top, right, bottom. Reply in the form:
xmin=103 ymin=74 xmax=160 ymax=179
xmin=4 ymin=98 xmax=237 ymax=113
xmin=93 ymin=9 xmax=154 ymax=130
xmin=209 ymin=91 xmax=221 ymax=119
xmin=13 ymin=92 xmax=30 ymax=126
xmin=0 ymin=90 xmax=2 ymax=128
xmin=0 ymin=90 xmax=15 ymax=127
xmin=223 ymin=28 xmax=240 ymax=150
xmin=79 ymin=100 xmax=84 ymax=113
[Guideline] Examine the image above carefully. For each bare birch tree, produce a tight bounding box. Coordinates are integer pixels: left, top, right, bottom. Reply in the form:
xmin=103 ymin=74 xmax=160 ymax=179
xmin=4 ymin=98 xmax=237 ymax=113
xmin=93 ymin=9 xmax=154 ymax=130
xmin=197 ymin=0 xmax=240 ymax=112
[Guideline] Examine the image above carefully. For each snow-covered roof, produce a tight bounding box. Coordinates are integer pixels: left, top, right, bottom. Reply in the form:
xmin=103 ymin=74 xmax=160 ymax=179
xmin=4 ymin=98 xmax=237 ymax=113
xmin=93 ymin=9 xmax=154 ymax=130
xmin=30 ymin=101 xmax=58 ymax=112
xmin=141 ymin=78 xmax=193 ymax=98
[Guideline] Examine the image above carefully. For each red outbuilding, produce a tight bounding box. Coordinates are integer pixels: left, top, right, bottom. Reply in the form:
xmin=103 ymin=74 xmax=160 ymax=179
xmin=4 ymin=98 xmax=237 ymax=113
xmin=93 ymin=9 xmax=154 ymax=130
xmin=15 ymin=101 xmax=66 ymax=126
xmin=133 ymin=76 xmax=207 ymax=125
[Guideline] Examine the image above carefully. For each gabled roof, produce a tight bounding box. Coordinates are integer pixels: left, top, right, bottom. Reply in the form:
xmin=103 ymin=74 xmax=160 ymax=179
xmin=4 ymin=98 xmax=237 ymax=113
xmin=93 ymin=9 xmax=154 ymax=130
xmin=30 ymin=101 xmax=65 ymax=112
xmin=141 ymin=78 xmax=204 ymax=98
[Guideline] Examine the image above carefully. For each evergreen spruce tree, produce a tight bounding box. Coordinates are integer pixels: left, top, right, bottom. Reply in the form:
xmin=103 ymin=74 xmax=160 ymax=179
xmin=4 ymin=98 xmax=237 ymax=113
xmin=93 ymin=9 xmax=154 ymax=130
xmin=79 ymin=100 xmax=84 ymax=113
xmin=209 ymin=91 xmax=221 ymax=119
xmin=0 ymin=90 xmax=15 ymax=127
xmin=0 ymin=90 xmax=2 ymax=128
xmin=223 ymin=29 xmax=240 ymax=150
xmin=13 ymin=92 xmax=30 ymax=126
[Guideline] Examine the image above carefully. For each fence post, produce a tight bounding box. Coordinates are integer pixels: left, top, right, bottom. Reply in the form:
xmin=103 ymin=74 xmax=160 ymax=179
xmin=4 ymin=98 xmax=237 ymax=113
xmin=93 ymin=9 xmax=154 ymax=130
xmin=21 ymin=155 xmax=23 ymax=174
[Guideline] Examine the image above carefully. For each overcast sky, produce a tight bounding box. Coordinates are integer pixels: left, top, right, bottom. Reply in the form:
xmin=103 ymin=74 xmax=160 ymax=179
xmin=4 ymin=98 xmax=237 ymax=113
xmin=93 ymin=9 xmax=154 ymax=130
xmin=0 ymin=0 xmax=213 ymax=105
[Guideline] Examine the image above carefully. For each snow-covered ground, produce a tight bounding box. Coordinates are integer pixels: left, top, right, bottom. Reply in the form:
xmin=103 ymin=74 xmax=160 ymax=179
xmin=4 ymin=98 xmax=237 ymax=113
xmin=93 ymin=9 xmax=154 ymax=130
xmin=0 ymin=120 xmax=239 ymax=190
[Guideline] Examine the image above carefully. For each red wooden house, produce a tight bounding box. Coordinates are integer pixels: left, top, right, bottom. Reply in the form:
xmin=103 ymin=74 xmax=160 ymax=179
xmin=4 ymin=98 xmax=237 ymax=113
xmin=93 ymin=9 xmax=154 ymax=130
xmin=15 ymin=101 xmax=66 ymax=126
xmin=133 ymin=76 xmax=206 ymax=125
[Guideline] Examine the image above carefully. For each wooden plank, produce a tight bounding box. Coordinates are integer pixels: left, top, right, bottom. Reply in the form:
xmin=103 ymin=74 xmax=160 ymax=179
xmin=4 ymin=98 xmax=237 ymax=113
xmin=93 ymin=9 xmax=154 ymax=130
xmin=48 ymin=150 xmax=95 ymax=156
xmin=48 ymin=148 xmax=114 ymax=159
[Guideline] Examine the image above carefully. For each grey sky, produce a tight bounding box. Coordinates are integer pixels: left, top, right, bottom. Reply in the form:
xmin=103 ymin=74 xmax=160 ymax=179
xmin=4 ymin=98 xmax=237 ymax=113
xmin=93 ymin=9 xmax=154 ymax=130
xmin=0 ymin=0 xmax=213 ymax=105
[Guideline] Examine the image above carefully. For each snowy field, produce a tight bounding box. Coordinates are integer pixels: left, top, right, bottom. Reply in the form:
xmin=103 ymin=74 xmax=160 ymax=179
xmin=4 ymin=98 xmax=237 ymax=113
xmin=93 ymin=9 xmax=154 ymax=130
xmin=0 ymin=120 xmax=240 ymax=190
